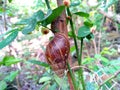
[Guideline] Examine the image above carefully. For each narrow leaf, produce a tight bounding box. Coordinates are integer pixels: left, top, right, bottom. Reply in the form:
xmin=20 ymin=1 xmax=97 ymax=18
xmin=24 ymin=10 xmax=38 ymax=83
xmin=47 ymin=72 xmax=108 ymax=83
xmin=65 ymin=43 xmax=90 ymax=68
xmin=74 ymin=12 xmax=89 ymax=18
xmin=0 ymin=29 xmax=16 ymax=40
xmin=0 ymin=30 xmax=18 ymax=49
xmin=28 ymin=60 xmax=49 ymax=67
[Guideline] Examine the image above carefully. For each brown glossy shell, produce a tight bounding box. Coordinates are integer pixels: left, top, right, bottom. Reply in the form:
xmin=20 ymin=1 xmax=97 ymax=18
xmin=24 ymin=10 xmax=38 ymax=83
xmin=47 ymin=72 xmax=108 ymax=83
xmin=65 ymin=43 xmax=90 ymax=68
xmin=45 ymin=33 xmax=70 ymax=77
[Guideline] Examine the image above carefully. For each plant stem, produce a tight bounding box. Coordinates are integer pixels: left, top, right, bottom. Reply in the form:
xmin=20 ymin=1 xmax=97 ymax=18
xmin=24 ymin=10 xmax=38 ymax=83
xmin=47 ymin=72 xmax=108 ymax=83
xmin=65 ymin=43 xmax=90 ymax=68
xmin=66 ymin=7 xmax=79 ymax=59
xmin=45 ymin=0 xmax=51 ymax=9
xmin=78 ymin=38 xmax=86 ymax=90
xmin=66 ymin=7 xmax=86 ymax=90
xmin=67 ymin=62 xmax=78 ymax=90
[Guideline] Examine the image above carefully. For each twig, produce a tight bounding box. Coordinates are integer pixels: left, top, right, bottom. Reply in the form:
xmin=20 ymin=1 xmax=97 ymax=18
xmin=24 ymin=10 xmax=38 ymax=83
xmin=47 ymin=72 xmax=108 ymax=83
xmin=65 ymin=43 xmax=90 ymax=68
xmin=92 ymin=38 xmax=98 ymax=55
xmin=98 ymin=9 xmax=120 ymax=24
xmin=16 ymin=76 xmax=21 ymax=90
xmin=2 ymin=0 xmax=7 ymax=31
xmin=66 ymin=65 xmax=96 ymax=75
xmin=97 ymin=70 xmax=120 ymax=90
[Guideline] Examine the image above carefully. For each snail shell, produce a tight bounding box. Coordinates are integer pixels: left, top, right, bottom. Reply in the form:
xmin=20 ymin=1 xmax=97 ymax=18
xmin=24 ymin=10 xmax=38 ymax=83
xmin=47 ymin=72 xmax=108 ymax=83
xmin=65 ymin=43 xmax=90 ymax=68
xmin=45 ymin=33 xmax=70 ymax=77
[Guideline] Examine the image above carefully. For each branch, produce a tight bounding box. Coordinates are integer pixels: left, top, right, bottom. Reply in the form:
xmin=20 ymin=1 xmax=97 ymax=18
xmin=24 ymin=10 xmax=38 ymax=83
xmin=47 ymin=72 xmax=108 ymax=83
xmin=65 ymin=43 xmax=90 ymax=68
xmin=97 ymin=70 xmax=120 ymax=90
xmin=98 ymin=9 xmax=120 ymax=24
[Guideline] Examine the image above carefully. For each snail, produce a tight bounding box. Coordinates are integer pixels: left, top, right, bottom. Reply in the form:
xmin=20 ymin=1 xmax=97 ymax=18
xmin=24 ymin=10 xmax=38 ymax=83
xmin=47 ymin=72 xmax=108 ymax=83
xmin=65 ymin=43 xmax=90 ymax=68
xmin=45 ymin=33 xmax=70 ymax=77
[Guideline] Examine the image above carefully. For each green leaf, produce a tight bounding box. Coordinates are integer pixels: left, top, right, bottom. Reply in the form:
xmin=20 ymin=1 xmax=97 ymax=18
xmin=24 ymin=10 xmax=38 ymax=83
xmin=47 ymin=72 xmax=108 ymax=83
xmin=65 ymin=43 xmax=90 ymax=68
xmin=86 ymin=33 xmax=94 ymax=40
xmin=28 ymin=60 xmax=49 ymax=67
xmin=39 ymin=76 xmax=52 ymax=83
xmin=70 ymin=1 xmax=81 ymax=7
xmin=2 ymin=56 xmax=21 ymax=66
xmin=70 ymin=46 xmax=75 ymax=53
xmin=34 ymin=10 xmax=45 ymax=22
xmin=109 ymin=60 xmax=120 ymax=66
xmin=8 ymin=0 xmax=12 ymax=3
xmin=94 ymin=54 xmax=101 ymax=59
xmin=49 ymin=83 xmax=57 ymax=90
xmin=74 ymin=12 xmax=89 ymax=18
xmin=0 ymin=29 xmax=16 ymax=40
xmin=22 ymin=18 xmax=37 ymax=34
xmin=0 ymin=30 xmax=18 ymax=49
xmin=15 ymin=18 xmax=32 ymax=25
xmin=4 ymin=70 xmax=19 ymax=82
xmin=78 ymin=26 xmax=90 ymax=38
xmin=43 ymin=9 xmax=52 ymax=20
xmin=101 ymin=56 xmax=109 ymax=66
xmin=0 ymin=80 xmax=7 ymax=90
xmin=68 ymin=31 xmax=74 ymax=38
xmin=41 ymin=5 xmax=65 ymax=26
xmin=54 ymin=75 xmax=68 ymax=90
xmin=40 ymin=81 xmax=50 ymax=90
xmin=16 ymin=10 xmax=44 ymax=25
xmin=83 ymin=57 xmax=95 ymax=65
xmin=84 ymin=21 xmax=93 ymax=27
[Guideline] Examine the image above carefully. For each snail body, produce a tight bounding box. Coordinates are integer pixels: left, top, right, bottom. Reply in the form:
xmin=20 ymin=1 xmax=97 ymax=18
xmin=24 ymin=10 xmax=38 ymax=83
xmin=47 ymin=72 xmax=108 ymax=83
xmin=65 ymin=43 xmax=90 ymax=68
xmin=45 ymin=33 xmax=70 ymax=77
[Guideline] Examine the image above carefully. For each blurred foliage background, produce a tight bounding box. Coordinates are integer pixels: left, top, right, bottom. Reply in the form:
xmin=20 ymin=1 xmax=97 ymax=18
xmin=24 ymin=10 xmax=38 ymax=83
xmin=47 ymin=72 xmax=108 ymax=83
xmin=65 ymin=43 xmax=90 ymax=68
xmin=0 ymin=0 xmax=120 ymax=90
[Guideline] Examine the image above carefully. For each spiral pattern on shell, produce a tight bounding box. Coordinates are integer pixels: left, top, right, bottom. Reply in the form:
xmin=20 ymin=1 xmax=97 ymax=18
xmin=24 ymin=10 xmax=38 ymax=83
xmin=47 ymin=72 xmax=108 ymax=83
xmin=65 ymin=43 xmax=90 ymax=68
xmin=45 ymin=33 xmax=70 ymax=77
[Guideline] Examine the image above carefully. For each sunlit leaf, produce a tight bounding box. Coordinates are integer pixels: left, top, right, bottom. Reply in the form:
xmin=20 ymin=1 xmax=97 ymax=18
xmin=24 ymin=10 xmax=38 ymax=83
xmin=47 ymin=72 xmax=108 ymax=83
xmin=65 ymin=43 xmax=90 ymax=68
xmin=2 ymin=56 xmax=21 ymax=66
xmin=0 ymin=30 xmax=18 ymax=49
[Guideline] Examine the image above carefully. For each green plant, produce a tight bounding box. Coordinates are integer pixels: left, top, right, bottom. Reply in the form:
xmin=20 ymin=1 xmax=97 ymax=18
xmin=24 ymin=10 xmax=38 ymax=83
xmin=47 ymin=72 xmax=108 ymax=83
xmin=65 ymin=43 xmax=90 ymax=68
xmin=0 ymin=0 xmax=120 ymax=90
